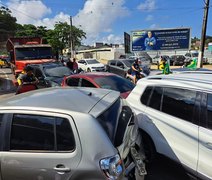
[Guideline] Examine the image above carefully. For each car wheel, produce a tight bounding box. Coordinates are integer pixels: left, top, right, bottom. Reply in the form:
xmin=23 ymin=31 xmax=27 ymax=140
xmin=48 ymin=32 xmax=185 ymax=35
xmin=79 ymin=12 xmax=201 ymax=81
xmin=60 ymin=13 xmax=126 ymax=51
xmin=87 ymin=68 xmax=91 ymax=72
xmin=140 ymin=130 xmax=156 ymax=163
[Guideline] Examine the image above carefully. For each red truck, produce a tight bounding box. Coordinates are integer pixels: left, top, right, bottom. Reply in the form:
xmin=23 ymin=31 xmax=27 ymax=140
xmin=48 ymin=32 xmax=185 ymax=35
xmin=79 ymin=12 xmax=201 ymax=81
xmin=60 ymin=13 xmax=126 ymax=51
xmin=6 ymin=37 xmax=55 ymax=76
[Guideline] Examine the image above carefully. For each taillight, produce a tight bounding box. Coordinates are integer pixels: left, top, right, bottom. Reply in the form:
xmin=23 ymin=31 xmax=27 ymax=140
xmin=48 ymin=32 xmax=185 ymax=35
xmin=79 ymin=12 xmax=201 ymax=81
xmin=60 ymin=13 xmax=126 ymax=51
xmin=100 ymin=154 xmax=124 ymax=179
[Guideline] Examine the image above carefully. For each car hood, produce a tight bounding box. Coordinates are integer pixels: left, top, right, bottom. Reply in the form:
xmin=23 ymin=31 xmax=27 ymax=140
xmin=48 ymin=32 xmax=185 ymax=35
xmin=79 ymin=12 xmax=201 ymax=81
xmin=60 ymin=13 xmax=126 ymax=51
xmin=88 ymin=63 xmax=104 ymax=68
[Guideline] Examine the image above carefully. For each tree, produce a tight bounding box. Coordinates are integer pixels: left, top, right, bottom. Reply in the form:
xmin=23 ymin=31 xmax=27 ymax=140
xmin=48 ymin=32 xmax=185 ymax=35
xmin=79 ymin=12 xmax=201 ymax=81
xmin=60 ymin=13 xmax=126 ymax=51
xmin=46 ymin=22 xmax=86 ymax=55
xmin=0 ymin=6 xmax=17 ymax=41
xmin=15 ymin=24 xmax=49 ymax=43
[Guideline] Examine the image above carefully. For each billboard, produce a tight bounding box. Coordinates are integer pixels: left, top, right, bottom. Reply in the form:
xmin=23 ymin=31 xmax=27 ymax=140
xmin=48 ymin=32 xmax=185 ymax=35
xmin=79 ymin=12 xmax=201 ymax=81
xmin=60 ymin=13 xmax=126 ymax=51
xmin=131 ymin=28 xmax=191 ymax=51
xmin=124 ymin=32 xmax=131 ymax=53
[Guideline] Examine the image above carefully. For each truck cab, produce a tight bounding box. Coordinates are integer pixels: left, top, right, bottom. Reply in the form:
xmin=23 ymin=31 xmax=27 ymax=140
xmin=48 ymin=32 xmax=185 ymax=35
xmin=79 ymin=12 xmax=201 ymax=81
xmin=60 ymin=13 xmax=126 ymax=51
xmin=7 ymin=37 xmax=55 ymax=77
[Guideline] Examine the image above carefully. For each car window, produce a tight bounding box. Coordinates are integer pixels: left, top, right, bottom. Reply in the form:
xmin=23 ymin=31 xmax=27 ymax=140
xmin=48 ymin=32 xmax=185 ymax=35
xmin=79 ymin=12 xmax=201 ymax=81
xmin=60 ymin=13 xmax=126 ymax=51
xmin=148 ymin=87 xmax=163 ymax=110
xmin=97 ymin=99 xmax=121 ymax=142
xmin=86 ymin=59 xmax=99 ymax=64
xmin=34 ymin=68 xmax=43 ymax=78
xmin=56 ymin=117 xmax=75 ymax=151
xmin=207 ymin=94 xmax=212 ymax=129
xmin=140 ymin=86 xmax=153 ymax=105
xmin=11 ymin=114 xmax=55 ymax=151
xmin=81 ymin=79 xmax=96 ymax=88
xmin=110 ymin=60 xmax=116 ymax=66
xmin=162 ymin=88 xmax=196 ymax=122
xmin=94 ymin=76 xmax=135 ymax=93
xmin=117 ymin=61 xmax=124 ymax=68
xmin=78 ymin=60 xmax=85 ymax=64
xmin=66 ymin=78 xmax=80 ymax=86
xmin=10 ymin=114 xmax=75 ymax=152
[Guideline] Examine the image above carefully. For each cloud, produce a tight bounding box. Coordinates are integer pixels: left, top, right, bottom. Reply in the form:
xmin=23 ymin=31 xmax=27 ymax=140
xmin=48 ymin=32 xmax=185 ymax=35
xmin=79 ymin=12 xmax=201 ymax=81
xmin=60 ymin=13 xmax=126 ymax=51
xmin=73 ymin=0 xmax=129 ymax=42
xmin=7 ymin=0 xmax=51 ymax=24
xmin=150 ymin=23 xmax=159 ymax=28
xmin=34 ymin=12 xmax=70 ymax=29
xmin=137 ymin=0 xmax=156 ymax=11
xmin=145 ymin=15 xmax=153 ymax=21
xmin=7 ymin=0 xmax=129 ymax=44
xmin=101 ymin=34 xmax=124 ymax=44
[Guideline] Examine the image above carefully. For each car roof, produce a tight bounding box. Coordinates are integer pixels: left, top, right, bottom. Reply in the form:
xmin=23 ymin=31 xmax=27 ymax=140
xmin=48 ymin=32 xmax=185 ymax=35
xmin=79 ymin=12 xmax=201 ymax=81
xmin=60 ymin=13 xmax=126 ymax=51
xmin=141 ymin=73 xmax=212 ymax=91
xmin=0 ymin=87 xmax=120 ymax=117
xmin=66 ymin=72 xmax=117 ymax=79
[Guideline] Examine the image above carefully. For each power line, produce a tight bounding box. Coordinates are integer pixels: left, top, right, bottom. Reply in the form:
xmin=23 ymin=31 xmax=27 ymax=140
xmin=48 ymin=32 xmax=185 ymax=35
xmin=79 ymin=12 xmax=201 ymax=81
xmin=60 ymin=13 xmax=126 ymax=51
xmin=0 ymin=2 xmax=39 ymax=21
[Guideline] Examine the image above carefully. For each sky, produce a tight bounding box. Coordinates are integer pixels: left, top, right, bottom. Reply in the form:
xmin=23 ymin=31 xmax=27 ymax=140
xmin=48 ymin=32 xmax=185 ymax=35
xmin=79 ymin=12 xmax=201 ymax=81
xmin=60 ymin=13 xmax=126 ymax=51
xmin=1 ymin=0 xmax=212 ymax=45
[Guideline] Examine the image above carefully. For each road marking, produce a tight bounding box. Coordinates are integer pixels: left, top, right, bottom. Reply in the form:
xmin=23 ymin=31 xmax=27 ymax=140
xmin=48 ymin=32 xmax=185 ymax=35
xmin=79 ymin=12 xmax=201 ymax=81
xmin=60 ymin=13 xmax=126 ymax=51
xmin=0 ymin=70 xmax=11 ymax=90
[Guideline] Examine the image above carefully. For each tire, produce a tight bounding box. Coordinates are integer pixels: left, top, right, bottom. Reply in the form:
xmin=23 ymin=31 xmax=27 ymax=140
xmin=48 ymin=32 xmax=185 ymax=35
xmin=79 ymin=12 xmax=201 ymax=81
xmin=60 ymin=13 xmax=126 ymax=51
xmin=87 ymin=68 xmax=91 ymax=72
xmin=140 ymin=130 xmax=156 ymax=163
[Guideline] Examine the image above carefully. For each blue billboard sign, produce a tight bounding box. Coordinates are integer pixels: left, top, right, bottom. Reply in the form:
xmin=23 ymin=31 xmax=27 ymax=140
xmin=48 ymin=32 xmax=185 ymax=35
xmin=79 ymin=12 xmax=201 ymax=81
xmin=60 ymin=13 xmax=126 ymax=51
xmin=131 ymin=28 xmax=191 ymax=51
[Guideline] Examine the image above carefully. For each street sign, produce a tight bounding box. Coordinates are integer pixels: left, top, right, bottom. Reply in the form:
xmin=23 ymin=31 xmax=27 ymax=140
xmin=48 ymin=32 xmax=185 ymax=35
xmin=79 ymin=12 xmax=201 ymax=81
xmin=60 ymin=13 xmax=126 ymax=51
xmin=131 ymin=28 xmax=191 ymax=51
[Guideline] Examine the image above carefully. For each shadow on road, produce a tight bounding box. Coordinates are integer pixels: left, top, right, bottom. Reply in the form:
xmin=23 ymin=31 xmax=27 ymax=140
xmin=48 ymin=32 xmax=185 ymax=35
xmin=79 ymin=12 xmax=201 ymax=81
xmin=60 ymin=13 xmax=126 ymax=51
xmin=145 ymin=154 xmax=190 ymax=180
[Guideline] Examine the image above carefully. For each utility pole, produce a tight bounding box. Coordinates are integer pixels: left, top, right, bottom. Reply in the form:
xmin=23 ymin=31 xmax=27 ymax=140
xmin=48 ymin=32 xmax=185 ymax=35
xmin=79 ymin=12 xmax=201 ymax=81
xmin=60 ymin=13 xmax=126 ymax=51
xmin=70 ymin=16 xmax=74 ymax=58
xmin=198 ymin=0 xmax=210 ymax=68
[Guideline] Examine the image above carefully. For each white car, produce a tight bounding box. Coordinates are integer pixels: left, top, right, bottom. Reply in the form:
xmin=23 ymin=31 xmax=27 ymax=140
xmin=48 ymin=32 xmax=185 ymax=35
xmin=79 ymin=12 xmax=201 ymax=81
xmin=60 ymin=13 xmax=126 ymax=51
xmin=127 ymin=72 xmax=212 ymax=180
xmin=77 ymin=59 xmax=106 ymax=72
xmin=185 ymin=51 xmax=208 ymax=64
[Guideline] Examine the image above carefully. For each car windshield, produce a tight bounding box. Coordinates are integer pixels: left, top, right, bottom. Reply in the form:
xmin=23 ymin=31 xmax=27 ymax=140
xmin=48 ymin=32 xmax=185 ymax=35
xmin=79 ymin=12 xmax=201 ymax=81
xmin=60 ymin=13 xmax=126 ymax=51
xmin=94 ymin=75 xmax=135 ymax=93
xmin=44 ymin=65 xmax=71 ymax=77
xmin=15 ymin=47 xmax=53 ymax=60
xmin=86 ymin=59 xmax=99 ymax=64
xmin=123 ymin=60 xmax=135 ymax=67
xmin=192 ymin=53 xmax=198 ymax=57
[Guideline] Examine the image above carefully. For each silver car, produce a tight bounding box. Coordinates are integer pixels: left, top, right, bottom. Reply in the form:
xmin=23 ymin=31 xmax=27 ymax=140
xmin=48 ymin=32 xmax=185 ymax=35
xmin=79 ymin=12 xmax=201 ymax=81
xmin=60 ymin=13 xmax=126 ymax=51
xmin=0 ymin=87 xmax=139 ymax=180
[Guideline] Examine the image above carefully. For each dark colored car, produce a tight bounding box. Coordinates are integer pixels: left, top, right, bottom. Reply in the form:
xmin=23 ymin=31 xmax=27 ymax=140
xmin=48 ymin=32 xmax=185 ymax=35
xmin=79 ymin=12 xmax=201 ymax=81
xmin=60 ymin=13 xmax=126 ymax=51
xmin=62 ymin=72 xmax=135 ymax=98
xmin=29 ymin=62 xmax=73 ymax=88
xmin=107 ymin=59 xmax=150 ymax=77
xmin=170 ymin=55 xmax=187 ymax=66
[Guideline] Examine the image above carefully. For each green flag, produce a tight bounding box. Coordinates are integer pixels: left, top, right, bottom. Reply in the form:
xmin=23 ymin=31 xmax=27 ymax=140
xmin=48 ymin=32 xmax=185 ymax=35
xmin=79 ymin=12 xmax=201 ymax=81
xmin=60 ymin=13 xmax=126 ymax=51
xmin=187 ymin=58 xmax=197 ymax=70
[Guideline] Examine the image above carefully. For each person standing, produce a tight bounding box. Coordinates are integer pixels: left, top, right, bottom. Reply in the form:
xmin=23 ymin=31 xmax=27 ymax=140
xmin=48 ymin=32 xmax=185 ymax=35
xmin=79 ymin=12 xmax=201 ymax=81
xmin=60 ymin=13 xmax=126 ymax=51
xmin=144 ymin=31 xmax=156 ymax=50
xmin=73 ymin=58 xmax=78 ymax=73
xmin=131 ymin=59 xmax=141 ymax=84
xmin=66 ymin=58 xmax=73 ymax=71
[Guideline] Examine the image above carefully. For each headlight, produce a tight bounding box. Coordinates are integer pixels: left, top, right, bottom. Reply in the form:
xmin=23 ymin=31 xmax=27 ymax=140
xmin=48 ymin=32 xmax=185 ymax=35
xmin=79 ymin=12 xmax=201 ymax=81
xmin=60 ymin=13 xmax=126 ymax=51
xmin=100 ymin=154 xmax=124 ymax=180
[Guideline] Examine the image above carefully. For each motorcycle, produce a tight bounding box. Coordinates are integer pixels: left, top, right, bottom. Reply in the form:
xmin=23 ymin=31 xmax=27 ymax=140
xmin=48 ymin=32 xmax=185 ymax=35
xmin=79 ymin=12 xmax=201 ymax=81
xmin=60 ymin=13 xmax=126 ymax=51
xmin=126 ymin=68 xmax=147 ymax=84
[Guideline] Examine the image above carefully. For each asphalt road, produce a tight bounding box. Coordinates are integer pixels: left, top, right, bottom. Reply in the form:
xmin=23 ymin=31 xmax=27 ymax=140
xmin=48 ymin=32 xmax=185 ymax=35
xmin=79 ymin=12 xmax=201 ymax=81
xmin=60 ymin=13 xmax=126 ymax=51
xmin=0 ymin=67 xmax=192 ymax=180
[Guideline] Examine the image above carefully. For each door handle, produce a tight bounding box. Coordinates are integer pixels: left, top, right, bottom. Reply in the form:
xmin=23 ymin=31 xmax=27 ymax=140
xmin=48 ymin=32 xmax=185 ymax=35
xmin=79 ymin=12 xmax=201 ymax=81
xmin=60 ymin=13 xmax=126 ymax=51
xmin=54 ymin=165 xmax=71 ymax=173
xmin=204 ymin=142 xmax=212 ymax=150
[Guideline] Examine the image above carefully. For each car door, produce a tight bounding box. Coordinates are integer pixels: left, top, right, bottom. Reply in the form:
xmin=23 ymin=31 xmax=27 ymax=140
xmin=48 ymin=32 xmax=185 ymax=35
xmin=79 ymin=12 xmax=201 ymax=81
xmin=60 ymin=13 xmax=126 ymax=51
xmin=107 ymin=60 xmax=117 ymax=73
xmin=198 ymin=92 xmax=212 ymax=179
xmin=1 ymin=112 xmax=81 ymax=180
xmin=142 ymin=87 xmax=198 ymax=172
xmin=115 ymin=61 xmax=126 ymax=77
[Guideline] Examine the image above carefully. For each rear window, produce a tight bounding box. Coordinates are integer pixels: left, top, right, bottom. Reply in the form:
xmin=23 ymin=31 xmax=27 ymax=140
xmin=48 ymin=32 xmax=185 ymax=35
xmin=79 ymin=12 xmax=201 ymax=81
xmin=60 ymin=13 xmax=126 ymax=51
xmin=94 ymin=76 xmax=135 ymax=93
xmin=97 ymin=99 xmax=121 ymax=142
